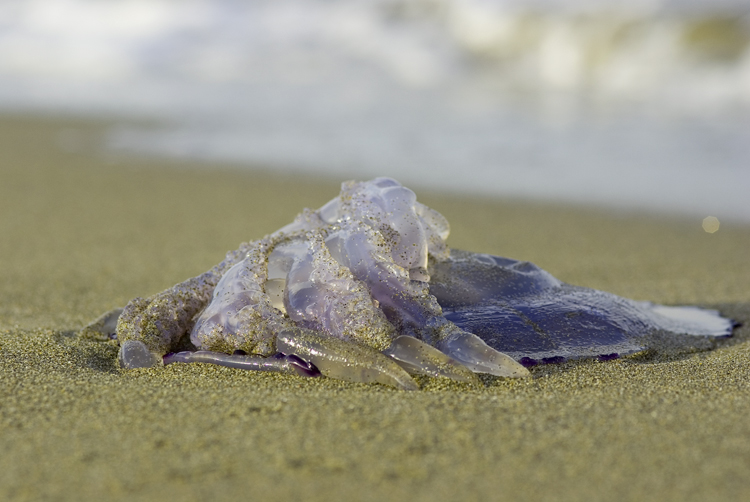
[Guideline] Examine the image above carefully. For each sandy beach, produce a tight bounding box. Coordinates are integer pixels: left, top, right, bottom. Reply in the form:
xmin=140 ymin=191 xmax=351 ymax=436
xmin=1 ymin=114 xmax=749 ymax=501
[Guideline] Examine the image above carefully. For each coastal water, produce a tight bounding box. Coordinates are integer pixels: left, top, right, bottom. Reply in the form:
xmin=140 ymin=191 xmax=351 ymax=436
xmin=1 ymin=0 xmax=749 ymax=222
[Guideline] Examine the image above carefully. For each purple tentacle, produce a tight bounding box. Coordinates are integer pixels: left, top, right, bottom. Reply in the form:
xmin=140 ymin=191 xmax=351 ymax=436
xmin=284 ymin=354 xmax=322 ymax=378
xmin=162 ymin=350 xmax=322 ymax=378
xmin=163 ymin=350 xmax=295 ymax=374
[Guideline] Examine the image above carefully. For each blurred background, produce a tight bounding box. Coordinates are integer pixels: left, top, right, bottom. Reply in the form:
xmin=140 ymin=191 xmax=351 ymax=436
xmin=1 ymin=0 xmax=748 ymax=222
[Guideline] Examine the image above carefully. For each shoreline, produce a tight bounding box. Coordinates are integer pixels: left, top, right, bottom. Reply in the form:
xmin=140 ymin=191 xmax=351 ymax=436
xmin=1 ymin=114 xmax=749 ymax=501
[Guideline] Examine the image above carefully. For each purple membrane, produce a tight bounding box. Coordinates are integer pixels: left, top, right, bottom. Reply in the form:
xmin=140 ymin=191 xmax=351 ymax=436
xmin=435 ymin=250 xmax=735 ymax=364
xmin=597 ymin=353 xmax=620 ymax=362
xmin=519 ymin=357 xmax=539 ymax=368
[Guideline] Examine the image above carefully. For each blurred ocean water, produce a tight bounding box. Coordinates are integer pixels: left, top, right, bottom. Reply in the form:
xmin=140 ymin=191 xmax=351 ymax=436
xmin=1 ymin=0 xmax=748 ymax=222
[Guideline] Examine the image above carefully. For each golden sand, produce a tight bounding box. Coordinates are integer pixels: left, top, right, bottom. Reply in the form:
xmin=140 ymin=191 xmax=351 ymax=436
xmin=1 ymin=115 xmax=749 ymax=501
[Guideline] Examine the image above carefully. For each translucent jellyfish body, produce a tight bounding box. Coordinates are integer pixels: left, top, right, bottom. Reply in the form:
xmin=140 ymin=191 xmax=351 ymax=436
xmin=98 ymin=177 xmax=735 ymax=390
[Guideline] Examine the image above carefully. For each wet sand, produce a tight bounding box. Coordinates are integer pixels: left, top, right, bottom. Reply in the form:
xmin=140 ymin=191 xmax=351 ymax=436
xmin=1 ymin=114 xmax=749 ymax=501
